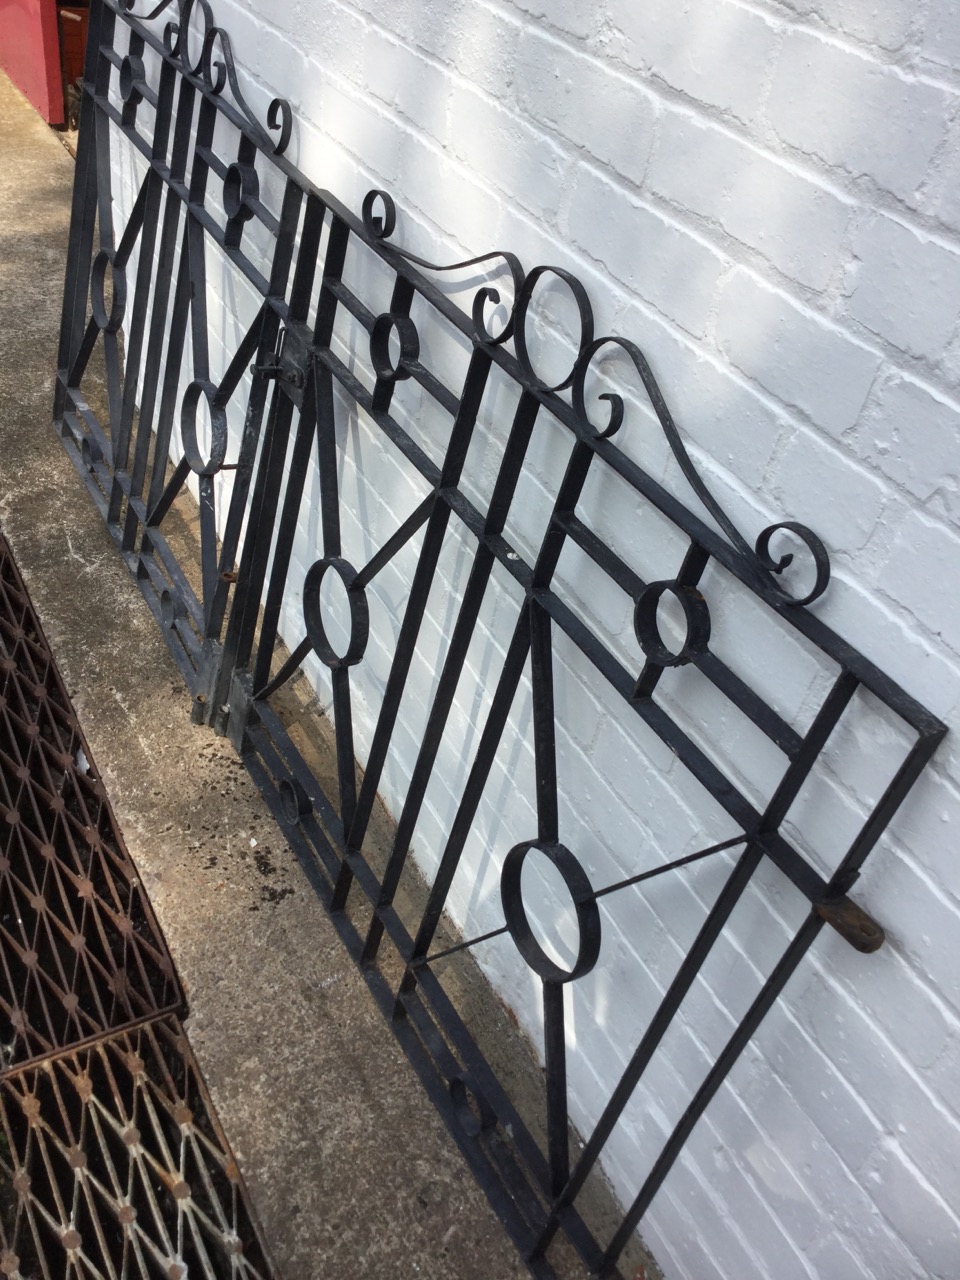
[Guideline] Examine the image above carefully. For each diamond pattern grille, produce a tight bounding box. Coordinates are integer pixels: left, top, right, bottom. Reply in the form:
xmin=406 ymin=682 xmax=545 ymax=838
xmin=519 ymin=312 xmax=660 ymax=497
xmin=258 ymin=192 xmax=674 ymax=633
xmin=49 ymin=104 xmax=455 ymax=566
xmin=0 ymin=535 xmax=181 ymax=1073
xmin=0 ymin=1016 xmax=275 ymax=1280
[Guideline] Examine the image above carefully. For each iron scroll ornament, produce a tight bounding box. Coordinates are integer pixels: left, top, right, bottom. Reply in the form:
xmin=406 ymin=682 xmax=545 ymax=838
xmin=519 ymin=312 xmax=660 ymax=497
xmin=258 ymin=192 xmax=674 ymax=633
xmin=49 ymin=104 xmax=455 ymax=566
xmin=120 ymin=0 xmax=292 ymax=153
xmin=112 ymin=0 xmax=830 ymax=607
xmin=363 ymin=188 xmax=831 ymax=607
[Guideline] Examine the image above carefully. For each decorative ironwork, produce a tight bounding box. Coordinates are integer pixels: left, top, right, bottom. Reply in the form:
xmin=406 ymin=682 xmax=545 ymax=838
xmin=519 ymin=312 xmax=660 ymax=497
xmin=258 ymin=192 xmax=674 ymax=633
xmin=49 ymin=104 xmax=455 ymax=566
xmin=54 ymin=4 xmax=947 ymax=1276
xmin=0 ymin=1016 xmax=277 ymax=1279
xmin=0 ymin=533 xmax=181 ymax=1074
xmin=0 ymin=540 xmax=274 ymax=1279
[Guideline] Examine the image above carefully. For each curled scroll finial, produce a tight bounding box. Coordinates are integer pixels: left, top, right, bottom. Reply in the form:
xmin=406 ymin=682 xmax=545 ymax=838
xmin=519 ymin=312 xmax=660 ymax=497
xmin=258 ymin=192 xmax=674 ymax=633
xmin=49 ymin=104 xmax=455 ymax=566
xmin=360 ymin=189 xmax=524 ymax=347
xmin=513 ymin=265 xmax=595 ymax=394
xmin=569 ymin=336 xmax=832 ymax=605
xmin=124 ymin=0 xmax=293 ymax=154
xmin=755 ymin=522 xmax=830 ymax=606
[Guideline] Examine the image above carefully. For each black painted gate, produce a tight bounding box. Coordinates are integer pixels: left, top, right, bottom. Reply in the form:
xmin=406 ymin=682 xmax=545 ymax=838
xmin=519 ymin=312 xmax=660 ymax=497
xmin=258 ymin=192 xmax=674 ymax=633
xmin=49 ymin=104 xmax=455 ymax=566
xmin=54 ymin=3 xmax=946 ymax=1275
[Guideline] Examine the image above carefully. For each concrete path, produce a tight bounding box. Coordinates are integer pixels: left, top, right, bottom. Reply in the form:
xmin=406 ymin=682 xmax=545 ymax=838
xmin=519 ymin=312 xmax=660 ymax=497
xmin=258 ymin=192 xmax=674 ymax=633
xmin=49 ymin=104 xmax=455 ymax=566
xmin=0 ymin=68 xmax=532 ymax=1280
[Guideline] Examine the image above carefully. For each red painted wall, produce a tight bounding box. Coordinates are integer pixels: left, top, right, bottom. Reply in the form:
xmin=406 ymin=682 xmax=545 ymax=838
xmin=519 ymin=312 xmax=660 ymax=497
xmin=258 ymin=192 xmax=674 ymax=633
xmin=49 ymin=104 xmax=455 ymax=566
xmin=0 ymin=0 xmax=65 ymax=124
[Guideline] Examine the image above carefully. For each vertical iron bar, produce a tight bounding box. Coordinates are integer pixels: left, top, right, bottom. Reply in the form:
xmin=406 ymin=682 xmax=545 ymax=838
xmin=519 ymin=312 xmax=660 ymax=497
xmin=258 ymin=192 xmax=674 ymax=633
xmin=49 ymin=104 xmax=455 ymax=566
xmin=332 ymin=665 xmax=358 ymax=834
xmin=530 ymin=601 xmax=558 ymax=843
xmin=204 ymin=178 xmax=304 ymax=646
xmin=55 ymin=0 xmax=111 ymax=422
xmin=248 ymin=370 xmax=322 ymax=696
xmin=543 ymin=981 xmax=569 ymax=1198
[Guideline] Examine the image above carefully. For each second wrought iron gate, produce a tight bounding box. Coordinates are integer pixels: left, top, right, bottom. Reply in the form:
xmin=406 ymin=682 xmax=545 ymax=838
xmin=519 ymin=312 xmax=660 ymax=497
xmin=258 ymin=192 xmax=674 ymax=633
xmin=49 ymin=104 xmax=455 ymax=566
xmin=54 ymin=3 xmax=946 ymax=1276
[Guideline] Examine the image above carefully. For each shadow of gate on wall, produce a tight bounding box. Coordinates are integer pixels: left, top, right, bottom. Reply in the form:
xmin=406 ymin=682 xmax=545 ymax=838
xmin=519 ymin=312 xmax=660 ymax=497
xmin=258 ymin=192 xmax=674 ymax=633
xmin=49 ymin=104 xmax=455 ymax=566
xmin=54 ymin=2 xmax=946 ymax=1276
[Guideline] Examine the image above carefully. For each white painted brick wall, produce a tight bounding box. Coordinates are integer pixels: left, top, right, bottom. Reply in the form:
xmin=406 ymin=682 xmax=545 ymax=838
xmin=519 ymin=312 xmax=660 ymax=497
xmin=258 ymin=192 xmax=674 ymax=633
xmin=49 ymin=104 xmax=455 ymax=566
xmin=108 ymin=1 xmax=960 ymax=1277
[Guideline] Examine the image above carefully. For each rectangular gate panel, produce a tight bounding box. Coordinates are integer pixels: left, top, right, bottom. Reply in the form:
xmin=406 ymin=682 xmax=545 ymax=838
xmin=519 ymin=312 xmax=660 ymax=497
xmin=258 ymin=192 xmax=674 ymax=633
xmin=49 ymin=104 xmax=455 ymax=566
xmin=54 ymin=4 xmax=947 ymax=1276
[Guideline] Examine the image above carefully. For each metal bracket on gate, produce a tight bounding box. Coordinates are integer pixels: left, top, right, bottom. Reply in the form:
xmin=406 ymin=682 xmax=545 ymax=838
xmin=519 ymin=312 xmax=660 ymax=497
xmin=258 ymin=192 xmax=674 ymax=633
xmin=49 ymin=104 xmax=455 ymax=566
xmin=816 ymin=895 xmax=886 ymax=953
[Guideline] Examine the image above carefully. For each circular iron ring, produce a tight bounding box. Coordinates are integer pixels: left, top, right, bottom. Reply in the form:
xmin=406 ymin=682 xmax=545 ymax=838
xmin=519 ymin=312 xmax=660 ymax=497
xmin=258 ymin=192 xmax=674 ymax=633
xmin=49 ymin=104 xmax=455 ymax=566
xmin=223 ymin=161 xmax=258 ymax=222
xmin=90 ymin=251 xmax=127 ymax=334
xmin=180 ymin=380 xmax=228 ymax=476
xmin=370 ymin=313 xmax=419 ymax=383
xmin=302 ymin=557 xmax=369 ymax=669
xmin=119 ymin=53 xmax=145 ymax=105
xmin=500 ymin=839 xmax=601 ymax=984
xmin=634 ymin=580 xmax=711 ymax=668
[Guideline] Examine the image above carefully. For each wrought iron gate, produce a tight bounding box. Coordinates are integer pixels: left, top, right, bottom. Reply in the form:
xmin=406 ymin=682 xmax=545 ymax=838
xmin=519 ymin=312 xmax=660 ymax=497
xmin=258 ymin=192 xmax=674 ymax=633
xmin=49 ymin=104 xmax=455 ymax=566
xmin=54 ymin=3 xmax=946 ymax=1275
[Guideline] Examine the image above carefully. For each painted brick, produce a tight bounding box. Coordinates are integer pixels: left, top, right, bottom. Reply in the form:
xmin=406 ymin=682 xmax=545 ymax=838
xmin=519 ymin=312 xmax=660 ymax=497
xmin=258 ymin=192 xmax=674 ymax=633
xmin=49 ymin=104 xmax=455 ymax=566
xmin=713 ymin=1108 xmax=824 ymax=1252
xmin=767 ymin=427 xmax=889 ymax=565
xmin=861 ymin=1139 xmax=960 ymax=1277
xmin=656 ymin=1158 xmax=773 ymax=1280
xmin=830 ymin=948 xmax=958 ymax=1076
xmin=362 ymin=28 xmax=451 ymax=139
xmin=614 ymin=0 xmax=780 ymax=125
xmin=878 ymin=510 xmax=960 ymax=650
xmin=677 ymin=1130 xmax=818 ymax=1280
xmin=802 ymin=0 xmax=918 ymax=52
xmin=847 ymin=215 xmax=960 ymax=363
xmin=890 ymin=770 xmax=960 ymax=890
xmin=865 ymin=845 xmax=960 ymax=1001
xmin=755 ymin=1013 xmax=883 ymax=1171
xmin=796 ymin=973 xmax=960 ymax=1189
xmin=850 ymin=372 xmax=960 ymax=521
xmin=515 ymin=29 xmax=660 ymax=188
xmin=926 ymin=127 xmax=960 ymax=237
xmin=767 ymin=29 xmax=949 ymax=205
xmin=507 ymin=0 xmax=596 ymax=41
xmin=308 ymin=79 xmax=403 ymax=187
xmin=731 ymin=1053 xmax=931 ymax=1278
xmin=806 ymin=1232 xmax=880 ymax=1280
xmin=648 ymin=111 xmax=852 ymax=292
xmin=928 ymin=1033 xmax=960 ymax=1121
xmin=447 ymin=81 xmax=571 ymax=225
xmin=441 ymin=1 xmax=523 ymax=99
xmin=564 ymin=161 xmax=727 ymax=337
xmin=716 ymin=268 xmax=882 ymax=434
xmin=346 ymin=0 xmax=468 ymax=61
xmin=293 ymin=0 xmax=367 ymax=81
xmin=214 ymin=1 xmax=309 ymax=104
xmin=923 ymin=0 xmax=960 ymax=69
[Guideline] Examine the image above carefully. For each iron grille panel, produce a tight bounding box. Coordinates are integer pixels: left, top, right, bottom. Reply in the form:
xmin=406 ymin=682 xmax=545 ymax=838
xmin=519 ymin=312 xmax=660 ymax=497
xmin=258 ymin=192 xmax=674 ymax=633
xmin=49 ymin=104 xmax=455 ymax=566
xmin=0 ymin=1015 xmax=276 ymax=1280
xmin=53 ymin=4 xmax=947 ymax=1276
xmin=0 ymin=534 xmax=182 ymax=1074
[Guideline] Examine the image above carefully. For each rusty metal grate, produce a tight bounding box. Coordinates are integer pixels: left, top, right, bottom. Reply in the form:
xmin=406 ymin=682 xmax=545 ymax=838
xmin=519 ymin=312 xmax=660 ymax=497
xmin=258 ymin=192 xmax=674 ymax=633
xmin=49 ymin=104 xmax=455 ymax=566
xmin=0 ymin=1015 xmax=276 ymax=1280
xmin=0 ymin=538 xmax=276 ymax=1278
xmin=0 ymin=533 xmax=181 ymax=1073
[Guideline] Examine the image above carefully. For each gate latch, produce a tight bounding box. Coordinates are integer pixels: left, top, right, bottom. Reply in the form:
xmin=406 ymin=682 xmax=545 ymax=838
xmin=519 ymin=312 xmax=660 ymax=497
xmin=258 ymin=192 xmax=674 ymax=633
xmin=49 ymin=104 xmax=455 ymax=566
xmin=250 ymin=353 xmax=304 ymax=389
